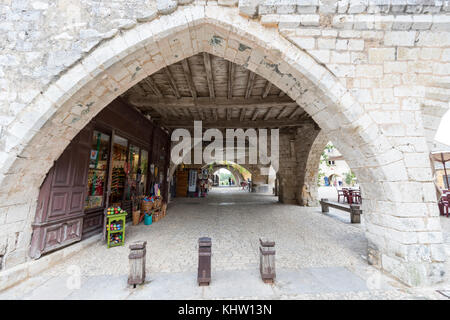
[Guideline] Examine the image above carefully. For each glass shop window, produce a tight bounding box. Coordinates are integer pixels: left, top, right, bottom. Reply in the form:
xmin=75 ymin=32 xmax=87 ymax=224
xmin=85 ymin=131 xmax=110 ymax=210
xmin=139 ymin=149 xmax=148 ymax=195
xmin=110 ymin=135 xmax=128 ymax=205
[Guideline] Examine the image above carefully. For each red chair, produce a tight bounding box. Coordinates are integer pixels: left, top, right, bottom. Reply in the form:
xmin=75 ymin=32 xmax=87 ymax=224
xmin=445 ymin=194 xmax=450 ymax=217
xmin=353 ymin=190 xmax=362 ymax=204
xmin=344 ymin=189 xmax=353 ymax=204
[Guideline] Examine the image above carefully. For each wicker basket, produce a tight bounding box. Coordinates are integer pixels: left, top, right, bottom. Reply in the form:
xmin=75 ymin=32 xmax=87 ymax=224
xmin=141 ymin=200 xmax=154 ymax=212
xmin=154 ymin=198 xmax=162 ymax=209
xmin=132 ymin=210 xmax=140 ymax=225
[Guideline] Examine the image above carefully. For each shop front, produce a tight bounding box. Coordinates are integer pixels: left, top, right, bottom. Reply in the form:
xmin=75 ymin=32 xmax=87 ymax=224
xmin=29 ymin=100 xmax=170 ymax=259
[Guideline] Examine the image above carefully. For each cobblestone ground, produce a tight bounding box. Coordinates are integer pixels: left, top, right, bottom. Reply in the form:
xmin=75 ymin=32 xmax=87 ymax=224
xmin=1 ymin=187 xmax=449 ymax=299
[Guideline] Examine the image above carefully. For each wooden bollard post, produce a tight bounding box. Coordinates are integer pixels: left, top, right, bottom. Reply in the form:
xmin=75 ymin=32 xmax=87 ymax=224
xmin=259 ymin=238 xmax=275 ymax=284
xmin=128 ymin=241 xmax=147 ymax=288
xmin=350 ymin=204 xmax=362 ymax=224
xmin=320 ymin=198 xmax=329 ymax=213
xmin=198 ymin=237 xmax=212 ymax=286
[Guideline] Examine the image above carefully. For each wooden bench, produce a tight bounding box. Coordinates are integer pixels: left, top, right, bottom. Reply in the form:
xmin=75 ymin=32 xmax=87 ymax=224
xmin=320 ymin=198 xmax=362 ymax=224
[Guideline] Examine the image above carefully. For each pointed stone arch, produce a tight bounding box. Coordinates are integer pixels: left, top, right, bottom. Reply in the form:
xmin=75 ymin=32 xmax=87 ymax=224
xmin=0 ymin=5 xmax=445 ymax=286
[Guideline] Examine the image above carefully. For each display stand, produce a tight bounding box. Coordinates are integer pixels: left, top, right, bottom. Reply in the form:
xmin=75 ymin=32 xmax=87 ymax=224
xmin=106 ymin=212 xmax=126 ymax=248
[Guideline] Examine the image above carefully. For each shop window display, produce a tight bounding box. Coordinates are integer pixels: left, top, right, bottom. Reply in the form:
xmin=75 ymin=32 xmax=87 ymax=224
xmin=139 ymin=149 xmax=148 ymax=195
xmin=110 ymin=135 xmax=128 ymax=204
xmin=125 ymin=144 xmax=140 ymax=201
xmin=85 ymin=131 xmax=110 ymax=210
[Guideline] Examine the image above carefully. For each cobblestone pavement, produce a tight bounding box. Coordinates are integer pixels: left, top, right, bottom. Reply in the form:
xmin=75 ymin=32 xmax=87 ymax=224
xmin=1 ymin=187 xmax=449 ymax=300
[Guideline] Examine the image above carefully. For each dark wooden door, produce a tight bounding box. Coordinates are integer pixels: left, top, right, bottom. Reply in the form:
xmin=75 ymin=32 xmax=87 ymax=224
xmin=29 ymin=126 xmax=92 ymax=259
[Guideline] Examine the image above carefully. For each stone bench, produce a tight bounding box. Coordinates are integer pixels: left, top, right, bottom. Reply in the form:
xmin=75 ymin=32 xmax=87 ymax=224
xmin=320 ymin=198 xmax=362 ymax=224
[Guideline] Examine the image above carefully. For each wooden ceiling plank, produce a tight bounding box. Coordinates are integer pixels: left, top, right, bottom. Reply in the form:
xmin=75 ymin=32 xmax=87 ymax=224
xmin=181 ymin=59 xmax=197 ymax=99
xmin=164 ymin=67 xmax=181 ymax=99
xmin=203 ymin=52 xmax=215 ymax=99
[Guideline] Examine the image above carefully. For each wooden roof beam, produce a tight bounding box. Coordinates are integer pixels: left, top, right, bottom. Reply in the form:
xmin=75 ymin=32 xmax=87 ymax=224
xmin=251 ymin=108 xmax=259 ymax=121
xmin=262 ymin=81 xmax=272 ymax=99
xmin=142 ymin=77 xmax=163 ymax=97
xmin=263 ymin=108 xmax=272 ymax=120
xmin=240 ymin=108 xmax=246 ymax=121
xmin=203 ymin=52 xmax=215 ymax=99
xmin=228 ymin=61 xmax=235 ymax=100
xmin=245 ymin=71 xmax=256 ymax=99
xmin=276 ymin=106 xmax=288 ymax=120
xmin=129 ymin=96 xmax=296 ymax=109
xmin=160 ymin=119 xmax=313 ymax=128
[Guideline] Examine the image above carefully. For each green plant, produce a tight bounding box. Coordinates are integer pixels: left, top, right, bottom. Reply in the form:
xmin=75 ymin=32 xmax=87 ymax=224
xmin=320 ymin=142 xmax=335 ymax=168
xmin=317 ymin=168 xmax=325 ymax=186
xmin=344 ymin=170 xmax=356 ymax=186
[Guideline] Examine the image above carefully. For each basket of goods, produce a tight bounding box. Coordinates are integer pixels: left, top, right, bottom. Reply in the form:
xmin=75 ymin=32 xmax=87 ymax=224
xmin=132 ymin=210 xmax=140 ymax=225
xmin=154 ymin=196 xmax=162 ymax=209
xmin=141 ymin=196 xmax=154 ymax=212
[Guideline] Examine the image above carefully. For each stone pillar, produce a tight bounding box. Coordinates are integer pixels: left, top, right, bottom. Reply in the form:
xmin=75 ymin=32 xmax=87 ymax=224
xmin=277 ymin=125 xmax=321 ymax=205
xmin=277 ymin=130 xmax=298 ymax=204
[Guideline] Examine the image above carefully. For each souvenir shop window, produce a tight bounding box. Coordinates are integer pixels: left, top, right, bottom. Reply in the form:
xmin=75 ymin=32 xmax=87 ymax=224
xmin=85 ymin=131 xmax=110 ymax=210
xmin=139 ymin=149 xmax=148 ymax=195
xmin=125 ymin=144 xmax=140 ymax=201
xmin=110 ymin=135 xmax=128 ymax=204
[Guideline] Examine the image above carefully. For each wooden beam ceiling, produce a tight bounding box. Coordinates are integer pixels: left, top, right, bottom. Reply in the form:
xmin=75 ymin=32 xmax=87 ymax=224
xmin=121 ymin=53 xmax=314 ymax=130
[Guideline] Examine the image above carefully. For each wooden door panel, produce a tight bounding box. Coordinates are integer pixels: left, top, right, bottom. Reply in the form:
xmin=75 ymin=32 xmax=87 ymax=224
xmin=72 ymin=146 xmax=90 ymax=187
xmin=62 ymin=219 xmax=83 ymax=243
xmin=48 ymin=191 xmax=68 ymax=219
xmin=40 ymin=217 xmax=84 ymax=254
xmin=69 ymin=190 xmax=84 ymax=213
xmin=30 ymin=126 xmax=92 ymax=259
xmin=52 ymin=148 xmax=74 ymax=187
xmin=43 ymin=224 xmax=63 ymax=251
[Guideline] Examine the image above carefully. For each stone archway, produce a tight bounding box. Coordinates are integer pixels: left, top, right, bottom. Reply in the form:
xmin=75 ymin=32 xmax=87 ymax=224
xmin=0 ymin=4 xmax=446 ymax=286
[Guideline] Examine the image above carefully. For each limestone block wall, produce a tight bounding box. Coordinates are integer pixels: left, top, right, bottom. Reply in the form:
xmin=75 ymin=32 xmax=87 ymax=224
xmin=0 ymin=0 xmax=448 ymax=286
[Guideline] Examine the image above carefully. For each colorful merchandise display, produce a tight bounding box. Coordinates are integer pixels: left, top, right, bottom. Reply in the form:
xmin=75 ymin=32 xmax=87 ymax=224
xmin=106 ymin=206 xmax=127 ymax=248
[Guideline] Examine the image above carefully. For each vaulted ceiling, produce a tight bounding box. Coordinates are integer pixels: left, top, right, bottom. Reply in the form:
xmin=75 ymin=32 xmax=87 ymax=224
xmin=121 ymin=53 xmax=314 ymax=129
